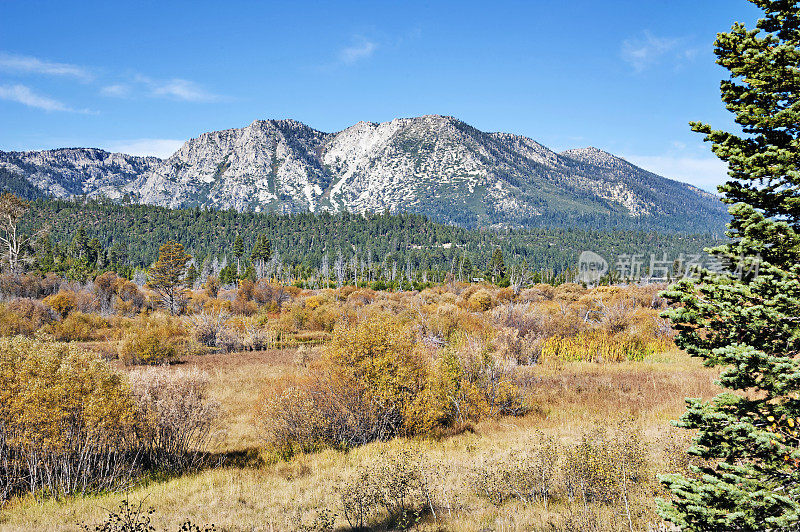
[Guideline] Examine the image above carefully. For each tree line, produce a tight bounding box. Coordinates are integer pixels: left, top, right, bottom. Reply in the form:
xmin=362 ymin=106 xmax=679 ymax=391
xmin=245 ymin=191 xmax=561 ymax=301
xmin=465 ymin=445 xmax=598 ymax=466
xmin=0 ymin=195 xmax=720 ymax=287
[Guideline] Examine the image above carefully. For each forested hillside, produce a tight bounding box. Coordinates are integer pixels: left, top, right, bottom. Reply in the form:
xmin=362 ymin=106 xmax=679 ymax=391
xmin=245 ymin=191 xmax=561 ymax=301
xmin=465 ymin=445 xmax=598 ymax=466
xmin=20 ymin=197 xmax=719 ymax=283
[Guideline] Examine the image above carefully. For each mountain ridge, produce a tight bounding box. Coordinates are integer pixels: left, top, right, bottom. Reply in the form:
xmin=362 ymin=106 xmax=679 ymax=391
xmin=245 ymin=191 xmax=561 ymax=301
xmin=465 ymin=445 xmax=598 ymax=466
xmin=0 ymin=115 xmax=727 ymax=233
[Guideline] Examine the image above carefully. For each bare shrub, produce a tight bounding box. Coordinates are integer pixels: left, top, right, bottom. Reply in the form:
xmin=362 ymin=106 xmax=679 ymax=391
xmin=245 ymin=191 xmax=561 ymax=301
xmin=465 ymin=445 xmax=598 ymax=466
xmin=0 ymin=273 xmax=59 ymax=300
xmin=0 ymin=298 xmax=54 ymax=336
xmin=491 ymin=303 xmax=540 ymax=337
xmin=215 ymin=326 xmax=242 ymax=352
xmin=253 ymin=280 xmax=293 ymax=310
xmin=599 ymin=301 xmax=633 ymax=334
xmin=240 ymin=321 xmax=274 ymax=350
xmin=293 ymin=344 xmax=318 ymax=367
xmin=339 ymin=447 xmax=435 ymax=529
xmin=93 ymin=272 xmax=118 ymax=314
xmin=438 ymin=334 xmax=527 ymax=420
xmin=472 ymin=433 xmax=561 ymax=508
xmin=231 ymin=293 xmax=257 ymax=316
xmin=519 ymin=286 xmax=550 ymax=303
xmin=189 ymin=310 xmax=231 ymax=347
xmin=492 ymin=326 xmax=541 ymax=365
xmin=128 ymin=367 xmax=220 ymax=471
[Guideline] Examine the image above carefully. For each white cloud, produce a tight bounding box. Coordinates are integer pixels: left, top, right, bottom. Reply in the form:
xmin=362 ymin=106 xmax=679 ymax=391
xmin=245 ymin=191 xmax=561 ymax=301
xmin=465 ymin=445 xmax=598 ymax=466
xmin=0 ymin=52 xmax=92 ymax=80
xmin=0 ymin=83 xmax=91 ymax=113
xmin=101 ymin=76 xmax=223 ymax=102
xmin=338 ymin=37 xmax=377 ymax=65
xmin=622 ymin=153 xmax=728 ymax=192
xmin=621 ymin=31 xmax=697 ymax=72
xmin=151 ymin=78 xmax=220 ymax=102
xmin=103 ymin=138 xmax=185 ymax=158
xmin=130 ymin=74 xmax=222 ymax=102
xmin=100 ymin=83 xmax=132 ymax=97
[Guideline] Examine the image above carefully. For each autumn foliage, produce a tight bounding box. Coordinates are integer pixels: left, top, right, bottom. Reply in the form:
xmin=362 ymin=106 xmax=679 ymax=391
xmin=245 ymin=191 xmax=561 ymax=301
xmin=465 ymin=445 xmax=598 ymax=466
xmin=0 ymin=338 xmax=218 ymax=504
xmin=257 ymin=312 xmax=525 ymax=453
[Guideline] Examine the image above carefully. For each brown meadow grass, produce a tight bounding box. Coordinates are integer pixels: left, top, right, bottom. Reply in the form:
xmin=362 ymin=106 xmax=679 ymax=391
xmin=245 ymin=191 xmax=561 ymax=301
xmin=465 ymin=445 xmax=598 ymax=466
xmin=0 ymin=346 xmax=719 ymax=531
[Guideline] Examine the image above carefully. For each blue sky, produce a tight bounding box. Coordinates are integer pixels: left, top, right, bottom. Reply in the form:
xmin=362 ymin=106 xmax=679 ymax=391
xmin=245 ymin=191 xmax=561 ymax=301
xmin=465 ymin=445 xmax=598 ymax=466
xmin=0 ymin=0 xmax=761 ymax=191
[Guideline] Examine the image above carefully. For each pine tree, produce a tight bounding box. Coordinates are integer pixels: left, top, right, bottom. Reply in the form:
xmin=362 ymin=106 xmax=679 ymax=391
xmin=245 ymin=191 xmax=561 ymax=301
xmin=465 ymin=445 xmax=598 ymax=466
xmin=461 ymin=255 xmax=473 ymax=281
xmin=233 ymin=233 xmax=244 ymax=274
xmin=251 ymin=233 xmax=271 ymax=279
xmin=87 ymin=237 xmax=102 ymax=267
xmin=185 ymin=263 xmax=199 ymax=288
xmin=488 ymin=247 xmax=506 ymax=282
xmin=658 ymin=2 xmax=800 ymax=529
xmin=70 ymin=226 xmax=88 ymax=260
xmin=147 ymin=241 xmax=191 ymax=315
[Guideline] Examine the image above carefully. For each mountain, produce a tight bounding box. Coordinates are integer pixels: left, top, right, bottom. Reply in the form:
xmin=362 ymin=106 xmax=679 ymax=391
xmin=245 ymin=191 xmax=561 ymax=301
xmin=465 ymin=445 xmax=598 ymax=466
xmin=0 ymin=116 xmax=727 ymax=233
xmin=0 ymin=148 xmax=159 ymax=199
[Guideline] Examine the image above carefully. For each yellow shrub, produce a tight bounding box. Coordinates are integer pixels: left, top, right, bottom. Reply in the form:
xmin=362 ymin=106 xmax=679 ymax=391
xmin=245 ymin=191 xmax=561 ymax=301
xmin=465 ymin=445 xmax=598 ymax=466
xmin=294 ymin=330 xmax=329 ymax=344
xmin=0 ymin=337 xmax=135 ymax=448
xmin=541 ymin=331 xmax=665 ymax=363
xmin=327 ymin=312 xmax=425 ymax=420
xmin=46 ymin=311 xmax=110 ymax=342
xmin=43 ymin=290 xmax=77 ymax=318
xmin=0 ymin=337 xmax=137 ymax=498
xmin=304 ymin=295 xmax=324 ymax=310
xmin=119 ymin=318 xmax=191 ymax=365
xmin=468 ymin=289 xmax=493 ymax=311
xmin=307 ymin=303 xmax=339 ymax=332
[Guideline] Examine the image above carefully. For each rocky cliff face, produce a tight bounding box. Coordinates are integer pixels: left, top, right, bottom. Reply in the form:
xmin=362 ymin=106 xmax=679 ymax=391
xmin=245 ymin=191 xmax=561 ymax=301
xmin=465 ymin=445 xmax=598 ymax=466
xmin=0 ymin=148 xmax=159 ymax=199
xmin=0 ymin=115 xmax=727 ymax=232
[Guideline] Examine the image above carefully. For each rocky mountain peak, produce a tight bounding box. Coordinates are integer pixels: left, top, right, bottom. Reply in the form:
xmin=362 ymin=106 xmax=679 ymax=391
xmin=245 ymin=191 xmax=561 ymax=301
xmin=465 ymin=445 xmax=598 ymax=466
xmin=0 ymin=116 xmax=728 ymax=233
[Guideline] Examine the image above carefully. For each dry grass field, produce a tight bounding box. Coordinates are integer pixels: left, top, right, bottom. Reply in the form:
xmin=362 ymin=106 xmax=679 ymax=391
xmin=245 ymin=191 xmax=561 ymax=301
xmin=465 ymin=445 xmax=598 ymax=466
xmin=0 ymin=344 xmax=719 ymax=531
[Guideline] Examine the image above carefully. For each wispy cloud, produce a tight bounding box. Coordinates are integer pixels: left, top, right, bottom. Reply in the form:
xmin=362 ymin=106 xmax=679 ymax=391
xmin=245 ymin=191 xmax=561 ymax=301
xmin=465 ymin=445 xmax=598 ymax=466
xmin=100 ymin=83 xmax=132 ymax=97
xmin=622 ymin=153 xmax=728 ymax=192
xmin=0 ymin=52 xmax=92 ymax=80
xmin=103 ymin=75 xmax=223 ymax=102
xmin=621 ymin=31 xmax=698 ymax=72
xmin=148 ymin=78 xmax=221 ymax=102
xmin=103 ymin=138 xmax=185 ymax=158
xmin=0 ymin=83 xmax=92 ymax=113
xmin=337 ymin=36 xmax=377 ymax=66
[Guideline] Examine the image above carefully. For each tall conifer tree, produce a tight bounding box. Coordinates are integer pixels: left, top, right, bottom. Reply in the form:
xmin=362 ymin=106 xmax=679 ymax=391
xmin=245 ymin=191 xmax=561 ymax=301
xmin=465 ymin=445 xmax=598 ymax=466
xmin=658 ymin=1 xmax=800 ymax=529
xmin=233 ymin=233 xmax=244 ymax=274
xmin=147 ymin=241 xmax=191 ymax=315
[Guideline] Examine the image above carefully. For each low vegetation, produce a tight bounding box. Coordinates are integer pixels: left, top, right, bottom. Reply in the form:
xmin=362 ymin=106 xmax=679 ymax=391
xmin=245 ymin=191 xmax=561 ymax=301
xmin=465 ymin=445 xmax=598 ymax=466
xmin=0 ymin=273 xmax=717 ymax=530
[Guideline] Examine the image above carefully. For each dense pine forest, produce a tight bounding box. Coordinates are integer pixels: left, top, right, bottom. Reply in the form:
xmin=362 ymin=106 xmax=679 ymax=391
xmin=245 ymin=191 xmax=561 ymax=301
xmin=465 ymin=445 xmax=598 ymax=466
xmin=17 ymin=196 xmax=720 ymax=286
